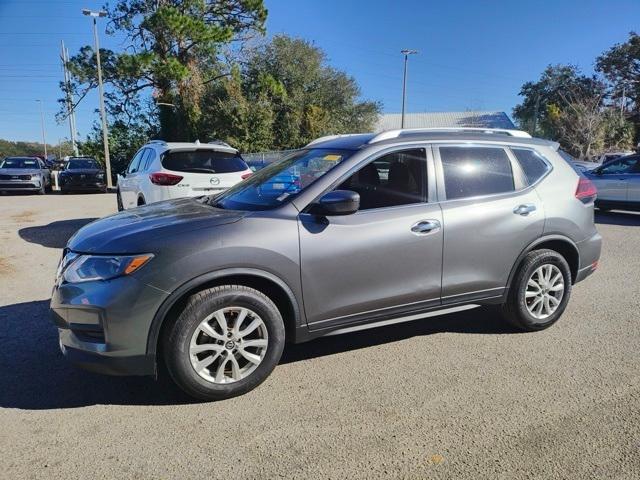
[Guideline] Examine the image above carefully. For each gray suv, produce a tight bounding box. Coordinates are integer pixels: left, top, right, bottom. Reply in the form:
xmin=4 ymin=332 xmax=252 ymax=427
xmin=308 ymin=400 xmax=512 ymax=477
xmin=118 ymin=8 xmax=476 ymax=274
xmin=51 ymin=128 xmax=602 ymax=400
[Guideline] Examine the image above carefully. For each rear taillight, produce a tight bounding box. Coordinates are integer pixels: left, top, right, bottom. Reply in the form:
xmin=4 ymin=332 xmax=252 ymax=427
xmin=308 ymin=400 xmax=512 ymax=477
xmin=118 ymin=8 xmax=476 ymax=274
xmin=149 ymin=172 xmax=183 ymax=186
xmin=241 ymin=172 xmax=253 ymax=180
xmin=575 ymin=177 xmax=597 ymax=203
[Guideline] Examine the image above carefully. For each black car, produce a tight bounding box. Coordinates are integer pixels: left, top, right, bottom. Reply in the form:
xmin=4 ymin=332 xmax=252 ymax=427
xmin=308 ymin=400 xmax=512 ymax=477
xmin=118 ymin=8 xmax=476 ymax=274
xmin=58 ymin=157 xmax=107 ymax=193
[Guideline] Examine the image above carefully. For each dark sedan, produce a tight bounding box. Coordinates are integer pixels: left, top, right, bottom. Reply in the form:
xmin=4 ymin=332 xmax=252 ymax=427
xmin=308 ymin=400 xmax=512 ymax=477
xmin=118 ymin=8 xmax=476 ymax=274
xmin=59 ymin=157 xmax=107 ymax=193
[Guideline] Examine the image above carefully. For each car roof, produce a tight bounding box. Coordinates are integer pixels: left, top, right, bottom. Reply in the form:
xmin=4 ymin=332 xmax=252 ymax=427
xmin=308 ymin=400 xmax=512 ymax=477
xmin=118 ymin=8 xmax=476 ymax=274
xmin=147 ymin=140 xmax=238 ymax=153
xmin=306 ymin=130 xmax=559 ymax=151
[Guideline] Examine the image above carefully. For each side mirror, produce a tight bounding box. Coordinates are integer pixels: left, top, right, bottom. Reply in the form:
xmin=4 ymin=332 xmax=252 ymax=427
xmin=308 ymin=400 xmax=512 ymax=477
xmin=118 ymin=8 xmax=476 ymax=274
xmin=310 ymin=190 xmax=360 ymax=216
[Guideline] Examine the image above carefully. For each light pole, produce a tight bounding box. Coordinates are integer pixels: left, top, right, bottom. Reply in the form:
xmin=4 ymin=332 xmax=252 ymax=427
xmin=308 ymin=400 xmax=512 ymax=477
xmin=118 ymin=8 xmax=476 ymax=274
xmin=400 ymin=49 xmax=418 ymax=129
xmin=35 ymin=100 xmax=47 ymax=159
xmin=82 ymin=8 xmax=112 ymax=189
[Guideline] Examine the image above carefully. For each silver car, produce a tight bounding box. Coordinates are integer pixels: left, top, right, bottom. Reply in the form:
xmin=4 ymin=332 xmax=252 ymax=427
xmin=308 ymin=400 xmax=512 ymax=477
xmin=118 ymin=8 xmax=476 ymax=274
xmin=0 ymin=156 xmax=51 ymax=194
xmin=584 ymin=154 xmax=640 ymax=212
xmin=51 ymin=128 xmax=602 ymax=400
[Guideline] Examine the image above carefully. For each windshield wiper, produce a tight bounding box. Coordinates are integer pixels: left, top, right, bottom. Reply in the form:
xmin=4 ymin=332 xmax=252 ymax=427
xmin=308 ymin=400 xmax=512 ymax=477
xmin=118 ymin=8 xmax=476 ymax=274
xmin=182 ymin=167 xmax=217 ymax=173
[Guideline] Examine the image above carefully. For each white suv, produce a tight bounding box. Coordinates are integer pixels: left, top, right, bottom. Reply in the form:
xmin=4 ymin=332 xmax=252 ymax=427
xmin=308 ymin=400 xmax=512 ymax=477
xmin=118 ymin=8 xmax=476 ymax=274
xmin=116 ymin=140 xmax=252 ymax=210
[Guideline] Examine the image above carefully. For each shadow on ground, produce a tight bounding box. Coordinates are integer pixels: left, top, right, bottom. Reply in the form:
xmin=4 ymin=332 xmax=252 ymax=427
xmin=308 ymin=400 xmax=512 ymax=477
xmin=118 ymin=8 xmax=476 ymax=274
xmin=18 ymin=218 xmax=97 ymax=248
xmin=0 ymin=299 xmax=516 ymax=410
xmin=595 ymin=211 xmax=640 ymax=227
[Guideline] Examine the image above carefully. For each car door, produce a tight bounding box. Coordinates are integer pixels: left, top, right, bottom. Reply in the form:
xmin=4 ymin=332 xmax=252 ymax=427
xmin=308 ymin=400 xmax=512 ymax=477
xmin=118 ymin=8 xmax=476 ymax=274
xmin=120 ymin=149 xmax=145 ymax=208
xmin=298 ymin=147 xmax=443 ymax=330
xmin=587 ymin=156 xmax=638 ymax=202
xmin=624 ymin=156 xmax=640 ymax=205
xmin=434 ymin=144 xmax=546 ymax=304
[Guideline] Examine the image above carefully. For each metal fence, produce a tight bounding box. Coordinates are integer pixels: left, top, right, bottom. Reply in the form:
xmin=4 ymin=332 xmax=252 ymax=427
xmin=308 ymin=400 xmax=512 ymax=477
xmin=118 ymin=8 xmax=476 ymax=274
xmin=241 ymin=149 xmax=298 ymax=169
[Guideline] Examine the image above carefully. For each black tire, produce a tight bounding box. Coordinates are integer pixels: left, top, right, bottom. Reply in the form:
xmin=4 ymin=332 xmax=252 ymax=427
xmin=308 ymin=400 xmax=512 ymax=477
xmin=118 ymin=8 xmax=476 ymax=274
xmin=137 ymin=196 xmax=146 ymax=207
xmin=163 ymin=285 xmax=285 ymax=401
xmin=38 ymin=183 xmax=46 ymax=195
xmin=116 ymin=190 xmax=124 ymax=211
xmin=501 ymin=249 xmax=572 ymax=332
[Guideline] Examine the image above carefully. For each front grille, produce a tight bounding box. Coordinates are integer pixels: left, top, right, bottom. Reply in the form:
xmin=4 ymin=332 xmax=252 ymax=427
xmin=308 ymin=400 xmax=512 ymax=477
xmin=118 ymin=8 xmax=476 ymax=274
xmin=0 ymin=182 xmax=36 ymax=188
xmin=0 ymin=174 xmax=31 ymax=180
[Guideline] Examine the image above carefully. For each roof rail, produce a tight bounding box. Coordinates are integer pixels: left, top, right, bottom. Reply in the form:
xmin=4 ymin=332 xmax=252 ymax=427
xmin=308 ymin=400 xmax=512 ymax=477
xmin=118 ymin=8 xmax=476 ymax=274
xmin=148 ymin=139 xmax=167 ymax=145
xmin=306 ymin=133 xmax=365 ymax=147
xmin=368 ymin=127 xmax=532 ymax=144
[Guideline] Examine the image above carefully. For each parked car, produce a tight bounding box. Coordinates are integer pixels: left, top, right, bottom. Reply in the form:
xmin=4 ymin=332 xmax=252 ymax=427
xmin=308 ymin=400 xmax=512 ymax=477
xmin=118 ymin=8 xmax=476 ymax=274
xmin=592 ymin=151 xmax=633 ymax=164
xmin=51 ymin=128 xmax=601 ymax=400
xmin=557 ymin=149 xmax=597 ymax=173
xmin=116 ymin=140 xmax=252 ymax=210
xmin=584 ymin=154 xmax=640 ymax=212
xmin=0 ymin=156 xmax=51 ymax=194
xmin=58 ymin=157 xmax=107 ymax=194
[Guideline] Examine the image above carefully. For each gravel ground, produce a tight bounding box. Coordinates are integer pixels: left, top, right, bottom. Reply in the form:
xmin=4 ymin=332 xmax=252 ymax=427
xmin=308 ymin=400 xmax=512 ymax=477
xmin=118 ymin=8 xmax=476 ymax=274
xmin=0 ymin=193 xmax=639 ymax=479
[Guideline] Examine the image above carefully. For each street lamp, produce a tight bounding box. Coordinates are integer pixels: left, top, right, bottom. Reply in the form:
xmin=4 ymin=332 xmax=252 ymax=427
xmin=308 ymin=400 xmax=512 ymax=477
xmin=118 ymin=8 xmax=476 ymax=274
xmin=82 ymin=8 xmax=112 ymax=189
xmin=35 ymin=100 xmax=47 ymax=159
xmin=400 ymin=49 xmax=418 ymax=129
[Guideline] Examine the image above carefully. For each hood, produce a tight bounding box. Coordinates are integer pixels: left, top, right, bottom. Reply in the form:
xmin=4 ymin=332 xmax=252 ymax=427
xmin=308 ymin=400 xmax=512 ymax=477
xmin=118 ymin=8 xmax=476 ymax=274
xmin=0 ymin=168 xmax=41 ymax=176
xmin=68 ymin=197 xmax=247 ymax=254
xmin=61 ymin=168 xmax=103 ymax=175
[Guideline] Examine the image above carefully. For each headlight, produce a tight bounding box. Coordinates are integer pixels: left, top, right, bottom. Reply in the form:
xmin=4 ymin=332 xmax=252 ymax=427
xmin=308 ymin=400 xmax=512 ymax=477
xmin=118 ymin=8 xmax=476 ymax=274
xmin=31 ymin=173 xmax=42 ymax=180
xmin=96 ymin=172 xmax=105 ymax=179
xmin=62 ymin=253 xmax=154 ymax=283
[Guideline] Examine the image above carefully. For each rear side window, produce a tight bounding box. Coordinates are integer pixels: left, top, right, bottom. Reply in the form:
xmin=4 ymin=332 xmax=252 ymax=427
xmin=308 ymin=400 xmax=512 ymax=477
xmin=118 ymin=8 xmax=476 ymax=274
xmin=439 ymin=146 xmax=514 ymax=200
xmin=162 ymin=150 xmax=247 ymax=174
xmin=512 ymin=148 xmax=550 ymax=185
xmin=141 ymin=149 xmax=155 ymax=171
xmin=127 ymin=150 xmax=145 ymax=174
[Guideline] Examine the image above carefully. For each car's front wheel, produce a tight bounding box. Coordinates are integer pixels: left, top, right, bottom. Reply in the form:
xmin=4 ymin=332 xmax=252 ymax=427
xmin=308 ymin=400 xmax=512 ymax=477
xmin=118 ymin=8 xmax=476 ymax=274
xmin=501 ymin=249 xmax=572 ymax=331
xmin=163 ymin=285 xmax=285 ymax=401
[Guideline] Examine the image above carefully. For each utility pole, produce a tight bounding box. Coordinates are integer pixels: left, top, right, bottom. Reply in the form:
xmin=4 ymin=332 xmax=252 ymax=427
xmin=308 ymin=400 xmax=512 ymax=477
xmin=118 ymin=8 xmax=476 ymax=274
xmin=620 ymin=85 xmax=626 ymax=120
xmin=82 ymin=8 xmax=112 ymax=189
xmin=35 ymin=100 xmax=47 ymax=159
xmin=61 ymin=40 xmax=79 ymax=156
xmin=400 ymin=49 xmax=418 ymax=129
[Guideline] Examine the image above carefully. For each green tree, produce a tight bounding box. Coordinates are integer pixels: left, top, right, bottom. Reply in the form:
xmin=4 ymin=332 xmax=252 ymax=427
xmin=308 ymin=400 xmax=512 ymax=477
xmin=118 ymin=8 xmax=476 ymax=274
xmin=596 ymin=32 xmax=640 ymax=117
xmin=63 ymin=0 xmax=267 ymax=141
xmin=513 ymin=64 xmax=605 ymax=138
xmin=202 ymin=35 xmax=381 ymax=151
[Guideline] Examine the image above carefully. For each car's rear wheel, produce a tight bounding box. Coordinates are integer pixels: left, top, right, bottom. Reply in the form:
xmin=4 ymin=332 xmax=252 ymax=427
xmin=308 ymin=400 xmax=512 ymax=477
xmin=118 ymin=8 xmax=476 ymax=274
xmin=163 ymin=285 xmax=285 ymax=401
xmin=501 ymin=249 xmax=572 ymax=331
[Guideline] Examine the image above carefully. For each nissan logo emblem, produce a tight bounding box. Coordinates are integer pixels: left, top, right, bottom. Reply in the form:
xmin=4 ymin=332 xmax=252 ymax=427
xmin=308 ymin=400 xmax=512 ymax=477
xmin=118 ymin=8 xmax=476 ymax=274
xmin=210 ymin=177 xmax=220 ymax=185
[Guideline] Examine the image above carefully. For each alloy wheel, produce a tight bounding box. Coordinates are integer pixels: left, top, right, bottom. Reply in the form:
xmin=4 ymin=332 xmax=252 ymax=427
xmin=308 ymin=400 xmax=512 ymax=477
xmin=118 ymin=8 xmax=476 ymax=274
xmin=525 ymin=264 xmax=565 ymax=320
xmin=189 ymin=307 xmax=269 ymax=384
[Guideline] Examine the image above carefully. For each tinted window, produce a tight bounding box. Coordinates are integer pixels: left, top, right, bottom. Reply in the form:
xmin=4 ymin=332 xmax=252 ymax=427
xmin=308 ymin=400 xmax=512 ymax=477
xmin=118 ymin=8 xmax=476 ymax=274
xmin=440 ymin=146 xmax=514 ymax=200
xmin=66 ymin=159 xmax=99 ymax=169
xmin=162 ymin=150 xmax=247 ymax=173
xmin=127 ymin=150 xmax=145 ymax=174
xmin=140 ymin=149 xmax=154 ymax=171
xmin=599 ymin=156 xmax=638 ymax=174
xmin=0 ymin=157 xmax=39 ymax=169
xmin=512 ymin=148 xmax=550 ymax=185
xmin=337 ymin=149 xmax=427 ymax=210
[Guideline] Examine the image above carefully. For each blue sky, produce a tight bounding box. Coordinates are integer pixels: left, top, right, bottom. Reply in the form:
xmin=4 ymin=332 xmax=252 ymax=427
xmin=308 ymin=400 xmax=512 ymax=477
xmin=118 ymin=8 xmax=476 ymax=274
xmin=0 ymin=0 xmax=639 ymax=143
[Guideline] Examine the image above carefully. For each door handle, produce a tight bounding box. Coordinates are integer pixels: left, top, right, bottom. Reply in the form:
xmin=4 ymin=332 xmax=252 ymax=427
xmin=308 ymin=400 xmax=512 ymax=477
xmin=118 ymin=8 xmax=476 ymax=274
xmin=411 ymin=220 xmax=441 ymax=235
xmin=513 ymin=204 xmax=537 ymax=216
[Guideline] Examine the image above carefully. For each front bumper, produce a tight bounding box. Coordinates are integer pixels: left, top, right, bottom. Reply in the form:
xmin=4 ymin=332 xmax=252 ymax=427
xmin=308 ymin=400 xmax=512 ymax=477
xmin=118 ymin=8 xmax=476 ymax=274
xmin=50 ymin=272 xmax=167 ymax=376
xmin=60 ymin=182 xmax=106 ymax=192
xmin=575 ymin=231 xmax=602 ymax=283
xmin=0 ymin=180 xmax=42 ymax=191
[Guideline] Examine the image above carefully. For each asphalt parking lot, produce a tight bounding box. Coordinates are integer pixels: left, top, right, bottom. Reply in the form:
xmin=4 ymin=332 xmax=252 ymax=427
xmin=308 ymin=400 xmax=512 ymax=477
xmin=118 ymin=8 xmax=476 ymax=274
xmin=1 ymin=193 xmax=639 ymax=479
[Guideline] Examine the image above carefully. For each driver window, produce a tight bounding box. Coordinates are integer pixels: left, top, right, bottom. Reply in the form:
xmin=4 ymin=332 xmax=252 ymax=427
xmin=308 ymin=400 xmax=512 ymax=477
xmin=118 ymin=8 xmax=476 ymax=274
xmin=337 ymin=148 xmax=427 ymax=210
xmin=600 ymin=157 xmax=637 ymax=175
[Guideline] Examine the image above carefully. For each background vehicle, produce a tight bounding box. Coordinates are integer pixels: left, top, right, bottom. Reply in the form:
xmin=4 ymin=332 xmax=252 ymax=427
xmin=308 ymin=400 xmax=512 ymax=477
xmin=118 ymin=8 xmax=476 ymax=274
xmin=116 ymin=140 xmax=252 ymax=210
xmin=58 ymin=157 xmax=106 ymax=194
xmin=584 ymin=154 xmax=640 ymax=211
xmin=0 ymin=156 xmax=51 ymax=194
xmin=52 ymin=128 xmax=601 ymax=401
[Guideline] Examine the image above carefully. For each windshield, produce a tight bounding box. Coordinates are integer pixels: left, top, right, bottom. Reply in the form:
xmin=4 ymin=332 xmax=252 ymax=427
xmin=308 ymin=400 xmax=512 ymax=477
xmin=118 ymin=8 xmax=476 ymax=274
xmin=66 ymin=159 xmax=99 ymax=170
xmin=0 ymin=157 xmax=39 ymax=169
xmin=212 ymin=148 xmax=354 ymax=210
xmin=162 ymin=149 xmax=247 ymax=173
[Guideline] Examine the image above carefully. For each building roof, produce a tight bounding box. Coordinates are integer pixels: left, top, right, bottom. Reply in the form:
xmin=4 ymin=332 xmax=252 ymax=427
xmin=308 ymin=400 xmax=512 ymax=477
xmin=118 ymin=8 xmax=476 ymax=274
xmin=375 ymin=111 xmax=515 ymax=132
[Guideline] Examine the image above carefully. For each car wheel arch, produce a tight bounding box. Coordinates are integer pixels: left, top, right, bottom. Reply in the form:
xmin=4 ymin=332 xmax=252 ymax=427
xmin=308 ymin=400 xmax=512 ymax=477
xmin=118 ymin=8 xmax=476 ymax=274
xmin=147 ymin=267 xmax=303 ymax=367
xmin=506 ymin=235 xmax=580 ymax=292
